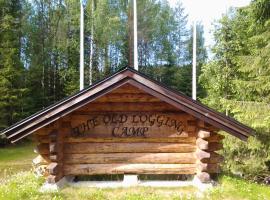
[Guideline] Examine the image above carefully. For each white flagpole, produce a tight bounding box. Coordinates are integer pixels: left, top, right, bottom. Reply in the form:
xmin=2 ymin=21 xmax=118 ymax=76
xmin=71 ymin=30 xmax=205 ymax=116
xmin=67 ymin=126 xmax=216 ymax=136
xmin=133 ymin=0 xmax=138 ymax=70
xmin=192 ymin=20 xmax=197 ymax=100
xmin=89 ymin=0 xmax=94 ymax=85
xmin=80 ymin=0 xmax=85 ymax=90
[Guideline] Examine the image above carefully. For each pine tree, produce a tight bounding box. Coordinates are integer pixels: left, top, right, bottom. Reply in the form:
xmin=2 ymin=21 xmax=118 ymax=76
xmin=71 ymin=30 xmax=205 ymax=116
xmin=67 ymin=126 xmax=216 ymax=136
xmin=199 ymin=1 xmax=270 ymax=180
xmin=0 ymin=0 xmax=29 ymax=130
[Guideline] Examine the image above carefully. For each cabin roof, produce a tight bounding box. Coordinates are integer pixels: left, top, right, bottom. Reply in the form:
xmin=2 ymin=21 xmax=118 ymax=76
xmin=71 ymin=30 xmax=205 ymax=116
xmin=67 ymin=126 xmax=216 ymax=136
xmin=0 ymin=67 xmax=254 ymax=143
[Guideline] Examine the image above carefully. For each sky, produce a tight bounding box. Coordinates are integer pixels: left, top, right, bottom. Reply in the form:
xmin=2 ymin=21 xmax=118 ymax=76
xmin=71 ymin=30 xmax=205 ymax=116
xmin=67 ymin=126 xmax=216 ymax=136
xmin=168 ymin=0 xmax=251 ymax=51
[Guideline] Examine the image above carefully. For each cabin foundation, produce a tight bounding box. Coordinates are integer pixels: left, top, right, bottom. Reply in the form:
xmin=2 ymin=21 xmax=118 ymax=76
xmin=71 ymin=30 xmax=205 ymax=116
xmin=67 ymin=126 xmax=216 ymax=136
xmin=40 ymin=175 xmax=214 ymax=192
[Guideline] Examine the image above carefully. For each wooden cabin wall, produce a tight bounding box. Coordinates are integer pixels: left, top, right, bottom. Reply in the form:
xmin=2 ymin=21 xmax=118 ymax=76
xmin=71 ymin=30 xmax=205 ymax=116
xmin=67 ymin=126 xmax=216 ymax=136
xmin=195 ymin=121 xmax=224 ymax=182
xmin=32 ymin=84 xmax=224 ymax=183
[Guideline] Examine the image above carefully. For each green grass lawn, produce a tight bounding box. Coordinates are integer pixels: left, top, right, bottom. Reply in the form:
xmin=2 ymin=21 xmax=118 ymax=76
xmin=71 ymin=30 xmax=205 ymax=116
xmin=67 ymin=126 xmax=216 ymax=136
xmin=0 ymin=142 xmax=269 ymax=200
xmin=0 ymin=142 xmax=36 ymax=179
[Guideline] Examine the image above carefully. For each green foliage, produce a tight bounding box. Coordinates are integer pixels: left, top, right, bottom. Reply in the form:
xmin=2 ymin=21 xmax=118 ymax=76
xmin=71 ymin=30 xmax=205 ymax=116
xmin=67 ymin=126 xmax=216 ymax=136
xmin=209 ymin=175 xmax=270 ymax=200
xmin=0 ymin=172 xmax=62 ymax=200
xmin=0 ymin=0 xmax=29 ymax=131
xmin=200 ymin=0 xmax=270 ymax=181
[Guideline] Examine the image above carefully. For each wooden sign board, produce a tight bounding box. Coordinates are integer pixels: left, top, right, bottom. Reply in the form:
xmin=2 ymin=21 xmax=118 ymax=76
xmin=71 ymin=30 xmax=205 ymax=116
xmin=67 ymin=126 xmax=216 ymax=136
xmin=68 ymin=112 xmax=195 ymax=138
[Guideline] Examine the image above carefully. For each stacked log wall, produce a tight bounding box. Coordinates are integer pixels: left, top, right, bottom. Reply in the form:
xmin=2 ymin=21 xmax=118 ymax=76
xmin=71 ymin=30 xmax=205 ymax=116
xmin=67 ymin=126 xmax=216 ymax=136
xmin=32 ymin=84 xmax=224 ymax=181
xmin=195 ymin=121 xmax=224 ymax=182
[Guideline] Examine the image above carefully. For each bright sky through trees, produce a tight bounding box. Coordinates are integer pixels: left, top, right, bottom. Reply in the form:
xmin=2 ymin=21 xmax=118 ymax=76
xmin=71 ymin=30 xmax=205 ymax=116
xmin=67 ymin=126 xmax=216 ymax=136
xmin=168 ymin=0 xmax=251 ymax=50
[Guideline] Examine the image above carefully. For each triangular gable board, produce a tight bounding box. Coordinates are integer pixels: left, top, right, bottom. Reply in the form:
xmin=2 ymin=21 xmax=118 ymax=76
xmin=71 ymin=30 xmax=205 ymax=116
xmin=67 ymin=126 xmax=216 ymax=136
xmin=1 ymin=67 xmax=253 ymax=143
xmin=60 ymin=84 xmax=197 ymax=140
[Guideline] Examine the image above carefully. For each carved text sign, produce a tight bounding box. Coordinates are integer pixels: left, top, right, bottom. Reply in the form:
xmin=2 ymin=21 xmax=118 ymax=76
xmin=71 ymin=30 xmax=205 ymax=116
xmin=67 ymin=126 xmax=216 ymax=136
xmin=69 ymin=112 xmax=191 ymax=138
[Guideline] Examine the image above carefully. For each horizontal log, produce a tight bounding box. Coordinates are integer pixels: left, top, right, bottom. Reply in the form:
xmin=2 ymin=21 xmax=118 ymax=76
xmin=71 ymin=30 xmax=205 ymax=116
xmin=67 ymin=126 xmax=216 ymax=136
xmin=40 ymin=154 xmax=50 ymax=161
xmin=34 ymin=122 xmax=61 ymax=136
xmin=65 ymin=137 xmax=196 ymax=144
xmin=47 ymin=174 xmax=63 ymax=184
xmin=47 ymin=162 xmax=60 ymax=175
xmin=50 ymin=155 xmax=63 ymax=162
xmin=61 ymin=121 xmax=71 ymax=128
xmin=35 ymin=135 xmax=49 ymax=143
xmin=196 ymin=138 xmax=208 ymax=150
xmin=36 ymin=136 xmax=196 ymax=144
xmin=64 ymin=164 xmax=197 ymax=175
xmin=32 ymin=155 xmax=50 ymax=166
xmin=195 ymin=172 xmax=211 ymax=183
xmin=197 ymin=163 xmax=220 ymax=173
xmin=49 ymin=143 xmax=58 ymax=153
xmin=196 ymin=150 xmax=224 ymax=164
xmin=197 ymin=121 xmax=219 ymax=131
xmin=196 ymin=149 xmax=210 ymax=160
xmin=198 ymin=130 xmax=211 ymax=139
xmin=109 ymin=84 xmax=145 ymax=94
xmin=35 ymin=144 xmax=49 ymax=154
xmin=196 ymin=139 xmax=223 ymax=151
xmin=95 ymin=93 xmax=161 ymax=103
xmin=201 ymin=154 xmax=224 ymax=164
xmin=186 ymin=126 xmax=196 ymax=132
xmin=206 ymin=134 xmax=225 ymax=142
xmin=34 ymin=128 xmax=50 ymax=136
xmin=76 ymin=102 xmax=179 ymax=112
xmin=208 ymin=143 xmax=223 ymax=151
xmin=64 ymin=143 xmax=197 ymax=154
xmin=33 ymin=164 xmax=49 ymax=177
xmin=64 ymin=153 xmax=196 ymax=164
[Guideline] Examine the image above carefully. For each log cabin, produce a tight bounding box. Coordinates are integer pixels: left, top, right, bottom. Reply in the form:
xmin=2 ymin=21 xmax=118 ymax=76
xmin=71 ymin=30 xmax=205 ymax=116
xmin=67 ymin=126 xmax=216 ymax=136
xmin=0 ymin=67 xmax=254 ymax=185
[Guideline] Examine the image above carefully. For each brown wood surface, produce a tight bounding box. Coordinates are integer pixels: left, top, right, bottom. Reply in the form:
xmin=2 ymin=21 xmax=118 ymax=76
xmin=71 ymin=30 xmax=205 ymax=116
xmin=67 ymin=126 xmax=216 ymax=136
xmin=36 ymin=136 xmax=196 ymax=144
xmin=201 ymin=153 xmax=224 ymax=164
xmin=36 ymin=143 xmax=49 ymax=154
xmin=109 ymin=84 xmax=145 ymax=94
xmin=32 ymin=155 xmax=49 ymax=166
xmin=196 ymin=138 xmax=223 ymax=151
xmin=64 ymin=164 xmax=197 ymax=175
xmin=197 ymin=163 xmax=220 ymax=173
xmin=94 ymin=93 xmax=161 ymax=103
xmin=196 ymin=138 xmax=209 ymax=150
xmin=75 ymin=102 xmax=179 ymax=112
xmin=195 ymin=172 xmax=211 ymax=183
xmin=46 ymin=128 xmax=65 ymax=183
xmin=206 ymin=134 xmax=225 ymax=142
xmin=64 ymin=153 xmax=196 ymax=164
xmin=207 ymin=142 xmax=223 ymax=151
xmin=47 ymin=162 xmax=60 ymax=175
xmin=197 ymin=121 xmax=219 ymax=132
xmin=198 ymin=130 xmax=211 ymax=139
xmin=196 ymin=150 xmax=224 ymax=164
xmin=64 ymin=143 xmax=197 ymax=154
xmin=68 ymin=112 xmax=194 ymax=138
xmin=47 ymin=175 xmax=63 ymax=184
xmin=34 ymin=128 xmax=49 ymax=136
xmin=65 ymin=137 xmax=196 ymax=144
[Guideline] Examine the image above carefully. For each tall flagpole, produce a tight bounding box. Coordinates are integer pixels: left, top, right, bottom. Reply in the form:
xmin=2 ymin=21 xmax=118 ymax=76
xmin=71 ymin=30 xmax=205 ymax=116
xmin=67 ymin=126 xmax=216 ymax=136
xmin=80 ymin=0 xmax=85 ymax=90
xmin=89 ymin=0 xmax=94 ymax=85
xmin=133 ymin=0 xmax=138 ymax=70
xmin=192 ymin=20 xmax=197 ymax=100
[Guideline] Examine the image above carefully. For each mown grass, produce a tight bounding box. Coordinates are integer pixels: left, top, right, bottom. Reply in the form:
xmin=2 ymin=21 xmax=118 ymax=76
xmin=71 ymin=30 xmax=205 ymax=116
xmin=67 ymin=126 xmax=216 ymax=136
xmin=0 ymin=142 xmax=35 ymax=178
xmin=0 ymin=143 xmax=269 ymax=200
